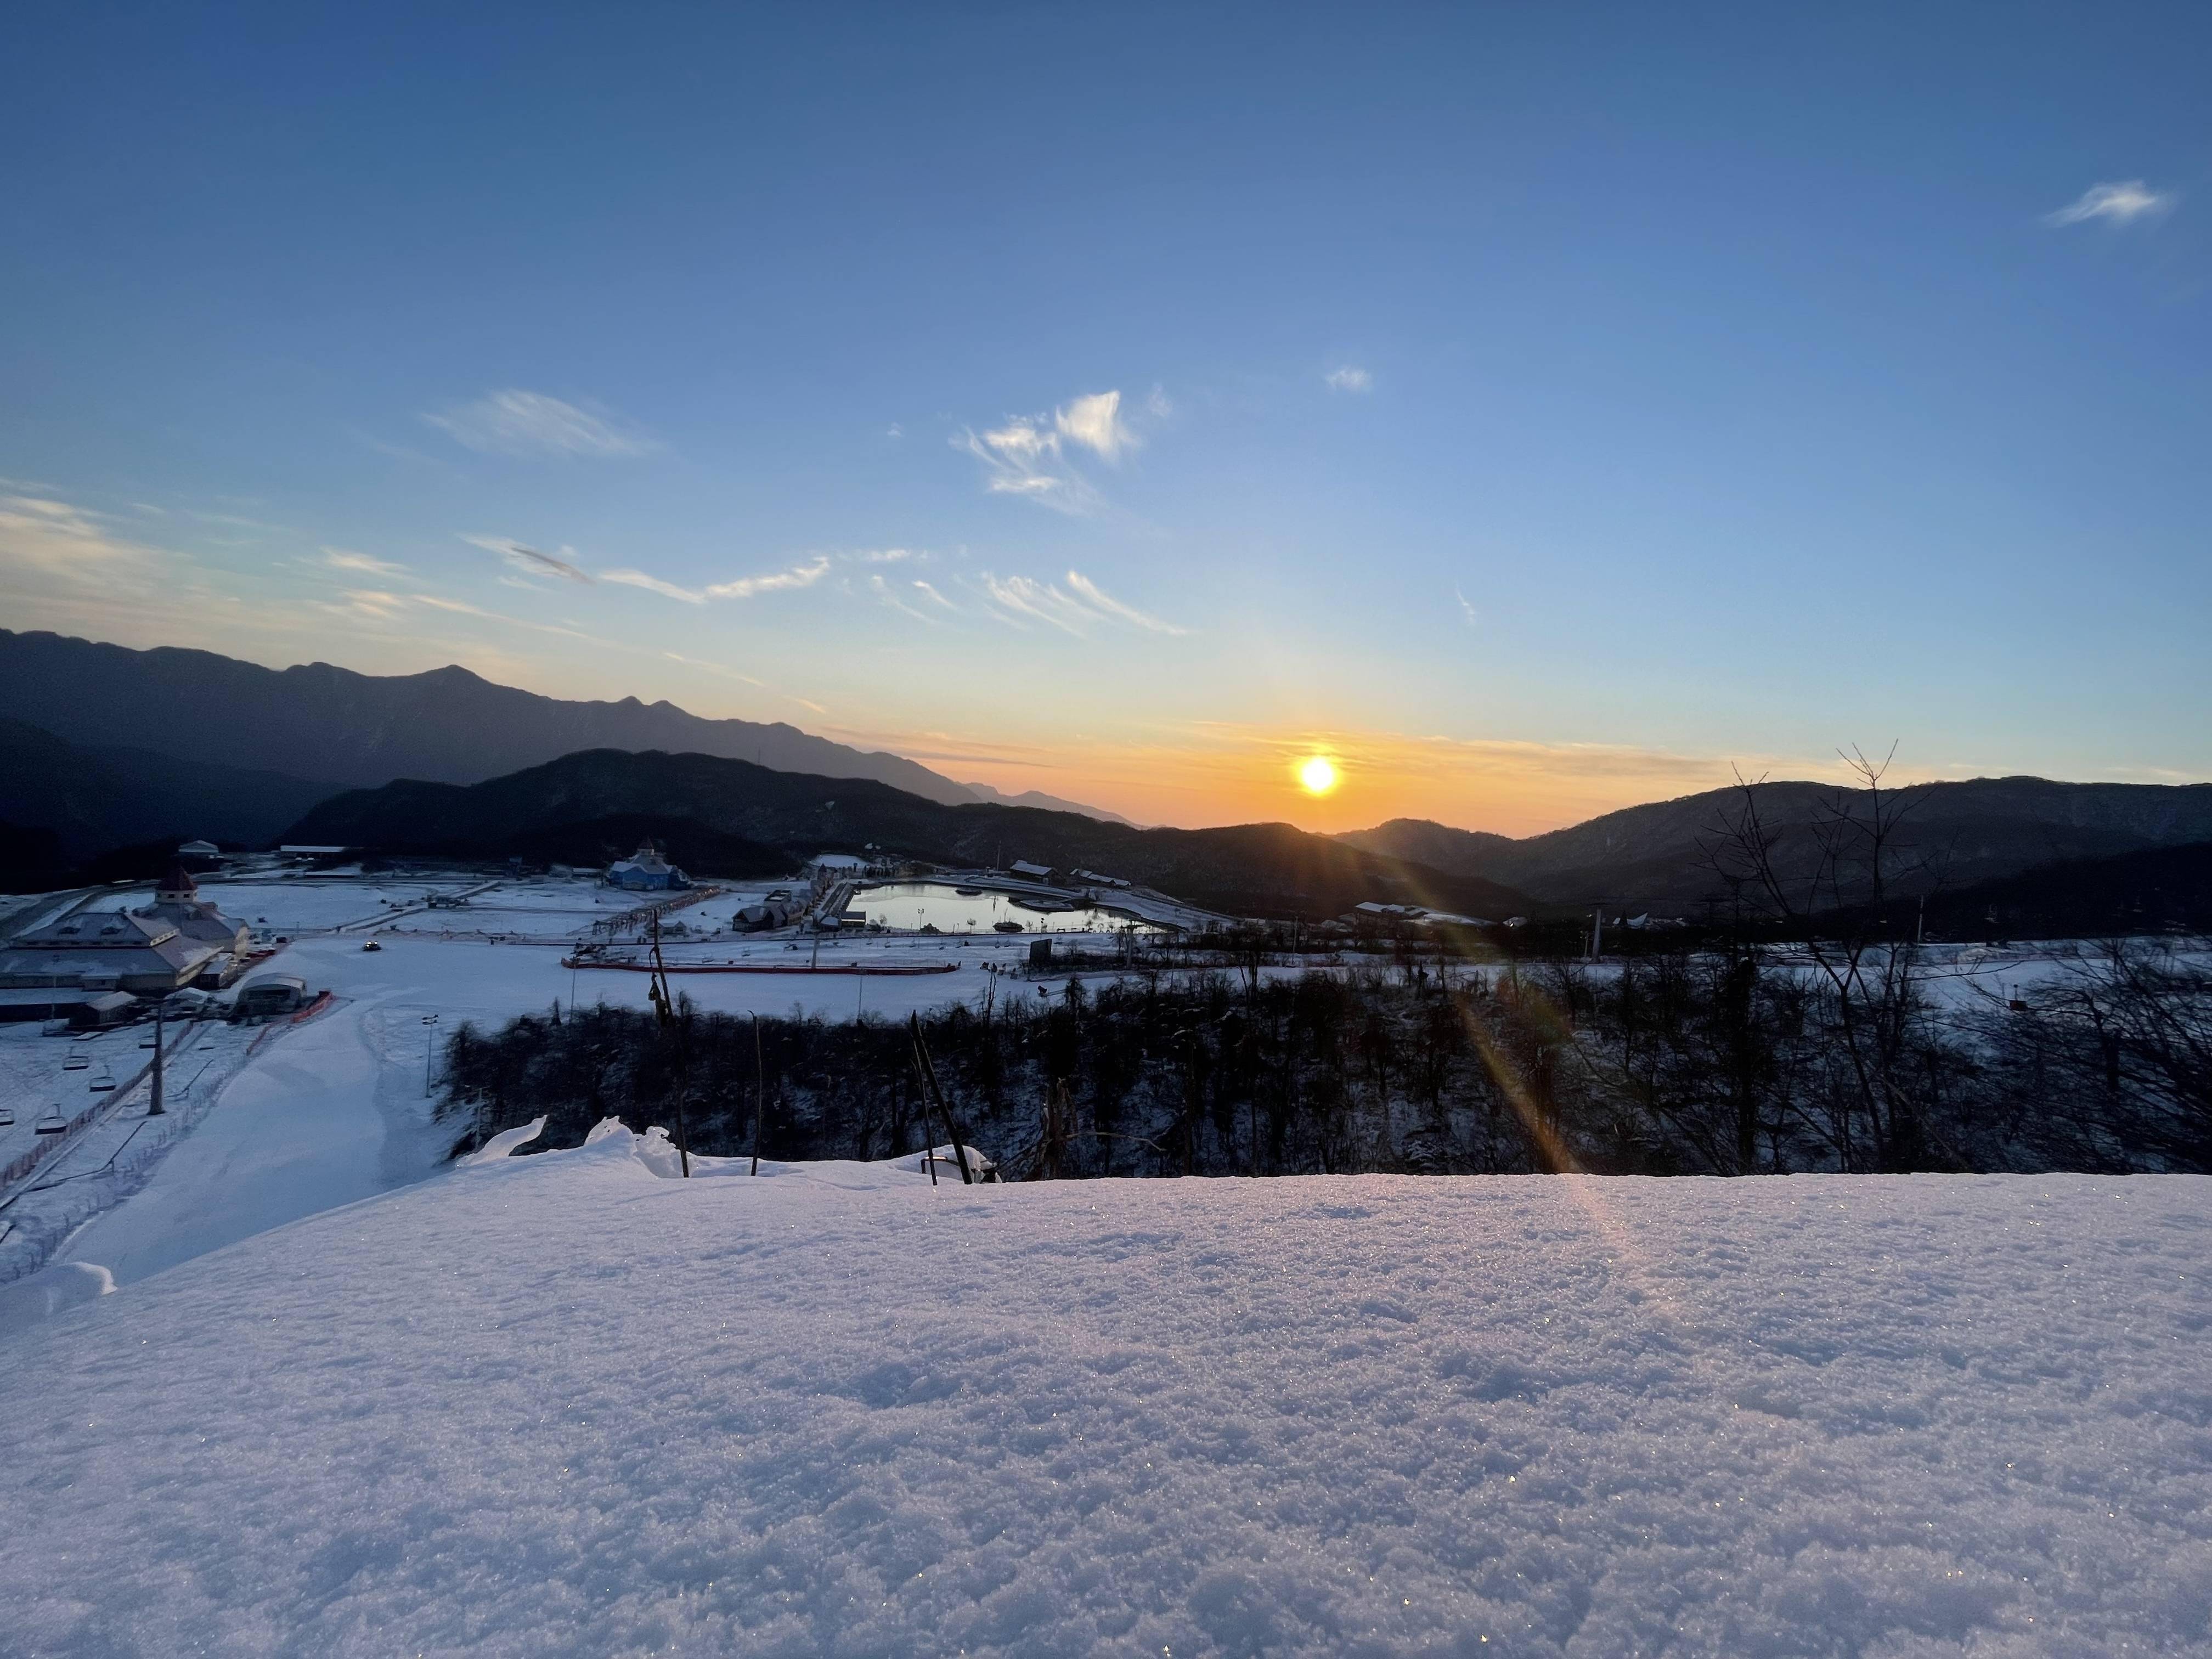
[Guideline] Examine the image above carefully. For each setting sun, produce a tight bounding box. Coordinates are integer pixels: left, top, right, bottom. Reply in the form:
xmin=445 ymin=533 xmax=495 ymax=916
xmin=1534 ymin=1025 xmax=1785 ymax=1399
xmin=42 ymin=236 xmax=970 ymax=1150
xmin=1297 ymin=755 xmax=1339 ymax=795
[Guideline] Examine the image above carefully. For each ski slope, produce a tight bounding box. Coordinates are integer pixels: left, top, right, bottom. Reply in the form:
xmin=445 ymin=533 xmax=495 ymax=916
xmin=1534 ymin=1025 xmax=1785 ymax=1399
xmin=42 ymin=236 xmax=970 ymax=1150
xmin=3 ymin=1134 xmax=2206 ymax=1656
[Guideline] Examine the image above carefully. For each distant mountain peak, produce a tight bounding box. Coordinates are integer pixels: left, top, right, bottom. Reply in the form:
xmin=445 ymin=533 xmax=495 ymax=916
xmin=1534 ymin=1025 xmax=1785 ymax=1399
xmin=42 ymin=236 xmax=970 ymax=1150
xmin=962 ymin=781 xmax=1141 ymax=827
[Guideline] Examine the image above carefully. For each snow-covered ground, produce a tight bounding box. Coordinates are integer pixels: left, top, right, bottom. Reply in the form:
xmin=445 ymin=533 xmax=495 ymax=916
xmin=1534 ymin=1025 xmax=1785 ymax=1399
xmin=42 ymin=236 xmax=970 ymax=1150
xmin=3 ymin=1132 xmax=2205 ymax=1657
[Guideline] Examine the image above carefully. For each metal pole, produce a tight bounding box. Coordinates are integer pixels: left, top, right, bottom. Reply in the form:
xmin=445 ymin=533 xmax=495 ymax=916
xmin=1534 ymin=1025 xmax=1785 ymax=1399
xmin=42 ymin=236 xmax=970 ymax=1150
xmin=751 ymin=1012 xmax=763 ymax=1176
xmin=148 ymin=1000 xmax=165 ymax=1116
xmin=424 ymin=1014 xmax=439 ymax=1095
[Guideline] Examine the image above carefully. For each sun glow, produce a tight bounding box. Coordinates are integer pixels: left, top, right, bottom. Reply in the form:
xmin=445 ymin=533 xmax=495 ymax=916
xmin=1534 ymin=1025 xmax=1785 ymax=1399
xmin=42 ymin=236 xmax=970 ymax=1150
xmin=1297 ymin=755 xmax=1340 ymax=795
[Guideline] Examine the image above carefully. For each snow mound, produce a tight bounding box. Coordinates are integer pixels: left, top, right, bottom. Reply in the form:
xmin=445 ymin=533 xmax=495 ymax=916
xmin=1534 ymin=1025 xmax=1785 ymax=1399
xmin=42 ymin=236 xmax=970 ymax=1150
xmin=2 ymin=1154 xmax=2208 ymax=1656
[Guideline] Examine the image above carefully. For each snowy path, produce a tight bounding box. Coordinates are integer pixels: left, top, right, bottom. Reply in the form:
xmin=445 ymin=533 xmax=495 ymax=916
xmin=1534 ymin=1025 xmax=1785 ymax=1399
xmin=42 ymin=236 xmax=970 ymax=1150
xmin=58 ymin=988 xmax=444 ymax=1285
xmin=4 ymin=1147 xmax=2207 ymax=1656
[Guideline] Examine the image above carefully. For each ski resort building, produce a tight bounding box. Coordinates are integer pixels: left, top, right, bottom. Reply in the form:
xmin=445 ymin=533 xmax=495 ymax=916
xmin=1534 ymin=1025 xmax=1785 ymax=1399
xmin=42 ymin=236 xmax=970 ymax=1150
xmin=607 ymin=840 xmax=689 ymax=891
xmin=0 ymin=910 xmax=222 ymax=998
xmin=136 ymin=865 xmax=252 ymax=958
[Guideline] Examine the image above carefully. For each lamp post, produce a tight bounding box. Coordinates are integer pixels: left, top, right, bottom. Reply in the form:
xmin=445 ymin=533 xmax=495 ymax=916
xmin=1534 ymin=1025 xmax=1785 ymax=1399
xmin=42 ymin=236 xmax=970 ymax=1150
xmin=423 ymin=1013 xmax=440 ymax=1096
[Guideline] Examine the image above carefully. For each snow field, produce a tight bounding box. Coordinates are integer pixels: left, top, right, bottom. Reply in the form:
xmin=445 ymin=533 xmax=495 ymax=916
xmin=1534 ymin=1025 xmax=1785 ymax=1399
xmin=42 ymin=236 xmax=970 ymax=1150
xmin=3 ymin=1147 xmax=2207 ymax=1656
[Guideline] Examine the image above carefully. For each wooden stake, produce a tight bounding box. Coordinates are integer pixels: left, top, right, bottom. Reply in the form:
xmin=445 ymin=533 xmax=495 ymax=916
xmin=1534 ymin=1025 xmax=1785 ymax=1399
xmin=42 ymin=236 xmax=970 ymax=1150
xmin=908 ymin=1012 xmax=975 ymax=1184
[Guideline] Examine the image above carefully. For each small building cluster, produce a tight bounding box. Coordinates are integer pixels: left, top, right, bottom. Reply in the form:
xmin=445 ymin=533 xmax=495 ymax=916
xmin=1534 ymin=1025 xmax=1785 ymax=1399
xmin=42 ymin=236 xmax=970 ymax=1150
xmin=732 ymin=890 xmax=800 ymax=932
xmin=1340 ymin=901 xmax=1491 ymax=930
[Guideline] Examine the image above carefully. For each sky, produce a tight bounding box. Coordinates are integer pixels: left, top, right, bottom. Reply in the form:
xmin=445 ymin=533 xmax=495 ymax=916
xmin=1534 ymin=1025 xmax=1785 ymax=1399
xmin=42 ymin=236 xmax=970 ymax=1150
xmin=2 ymin=2 xmax=2207 ymax=835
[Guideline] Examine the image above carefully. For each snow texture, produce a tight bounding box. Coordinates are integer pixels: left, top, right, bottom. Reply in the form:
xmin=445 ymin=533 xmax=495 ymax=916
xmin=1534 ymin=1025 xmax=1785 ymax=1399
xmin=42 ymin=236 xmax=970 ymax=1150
xmin=3 ymin=1140 xmax=2208 ymax=1657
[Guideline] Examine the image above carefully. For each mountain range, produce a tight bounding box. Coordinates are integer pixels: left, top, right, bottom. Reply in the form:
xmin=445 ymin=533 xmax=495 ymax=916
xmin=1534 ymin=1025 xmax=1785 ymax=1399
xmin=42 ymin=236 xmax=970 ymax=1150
xmin=0 ymin=716 xmax=335 ymax=872
xmin=0 ymin=629 xmax=977 ymax=805
xmin=285 ymin=748 xmax=1536 ymax=922
xmin=8 ymin=630 xmax=2211 ymax=929
xmin=1340 ymin=778 xmax=2212 ymax=909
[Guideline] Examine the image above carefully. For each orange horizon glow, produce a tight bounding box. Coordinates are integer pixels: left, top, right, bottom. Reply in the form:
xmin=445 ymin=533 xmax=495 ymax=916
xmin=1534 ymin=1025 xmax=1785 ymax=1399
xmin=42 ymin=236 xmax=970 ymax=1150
xmin=931 ymin=725 xmax=1849 ymax=837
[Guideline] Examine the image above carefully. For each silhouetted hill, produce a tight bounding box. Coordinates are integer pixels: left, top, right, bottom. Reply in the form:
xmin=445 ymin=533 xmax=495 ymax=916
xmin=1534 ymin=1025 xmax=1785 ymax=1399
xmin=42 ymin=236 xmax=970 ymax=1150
xmin=1892 ymin=842 xmax=2212 ymax=941
xmin=0 ymin=718 xmax=337 ymax=884
xmin=1341 ymin=778 xmax=2212 ymax=909
xmin=0 ymin=629 xmax=974 ymax=804
xmin=286 ymin=749 xmax=1538 ymax=921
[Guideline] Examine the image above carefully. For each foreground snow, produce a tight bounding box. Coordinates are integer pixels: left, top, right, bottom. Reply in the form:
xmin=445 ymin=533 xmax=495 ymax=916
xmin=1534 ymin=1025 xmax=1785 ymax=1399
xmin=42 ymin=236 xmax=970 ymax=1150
xmin=3 ymin=1144 xmax=2207 ymax=1657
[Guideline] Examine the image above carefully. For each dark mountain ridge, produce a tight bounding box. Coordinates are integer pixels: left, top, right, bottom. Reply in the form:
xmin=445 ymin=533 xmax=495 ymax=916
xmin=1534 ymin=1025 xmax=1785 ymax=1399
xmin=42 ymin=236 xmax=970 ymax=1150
xmin=286 ymin=748 xmax=1538 ymax=922
xmin=1341 ymin=776 xmax=2212 ymax=909
xmin=0 ymin=717 xmax=336 ymax=861
xmin=0 ymin=629 xmax=974 ymax=804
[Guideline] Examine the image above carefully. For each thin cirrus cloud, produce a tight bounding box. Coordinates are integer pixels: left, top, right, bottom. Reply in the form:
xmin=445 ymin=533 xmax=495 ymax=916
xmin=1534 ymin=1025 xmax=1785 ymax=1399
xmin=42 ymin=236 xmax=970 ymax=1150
xmin=704 ymin=556 xmax=833 ymax=601
xmin=1455 ymin=587 xmax=1479 ymax=627
xmin=868 ymin=573 xmax=938 ymax=624
xmin=423 ymin=390 xmax=657 ymax=458
xmin=459 ymin=534 xmax=592 ymax=583
xmin=600 ymin=555 xmax=834 ymax=605
xmin=2045 ymin=180 xmax=2177 ymax=228
xmin=974 ymin=569 xmax=1187 ymax=637
xmin=322 ymin=546 xmax=408 ymax=577
xmin=955 ymin=388 xmax=1141 ymax=514
xmin=1325 ymin=365 xmax=1373 ymax=392
xmin=600 ymin=568 xmax=705 ymax=603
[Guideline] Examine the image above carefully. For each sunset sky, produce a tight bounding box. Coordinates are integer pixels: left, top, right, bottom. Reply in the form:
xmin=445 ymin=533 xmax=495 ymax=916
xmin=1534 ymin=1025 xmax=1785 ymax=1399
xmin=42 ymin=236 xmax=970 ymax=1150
xmin=3 ymin=4 xmax=2207 ymax=833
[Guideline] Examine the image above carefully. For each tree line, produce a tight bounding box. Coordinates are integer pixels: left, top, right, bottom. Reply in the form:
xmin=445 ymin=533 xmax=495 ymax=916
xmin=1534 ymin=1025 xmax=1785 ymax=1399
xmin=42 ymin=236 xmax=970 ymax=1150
xmin=435 ymin=933 xmax=2211 ymax=1178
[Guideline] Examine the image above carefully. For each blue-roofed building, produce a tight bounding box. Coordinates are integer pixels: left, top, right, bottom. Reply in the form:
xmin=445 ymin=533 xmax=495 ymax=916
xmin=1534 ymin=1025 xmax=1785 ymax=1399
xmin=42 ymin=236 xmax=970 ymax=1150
xmin=607 ymin=840 xmax=689 ymax=891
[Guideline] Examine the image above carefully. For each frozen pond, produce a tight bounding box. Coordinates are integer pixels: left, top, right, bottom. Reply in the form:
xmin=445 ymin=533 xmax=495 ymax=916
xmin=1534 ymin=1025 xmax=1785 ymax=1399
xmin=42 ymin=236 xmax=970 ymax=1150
xmin=850 ymin=881 xmax=1164 ymax=935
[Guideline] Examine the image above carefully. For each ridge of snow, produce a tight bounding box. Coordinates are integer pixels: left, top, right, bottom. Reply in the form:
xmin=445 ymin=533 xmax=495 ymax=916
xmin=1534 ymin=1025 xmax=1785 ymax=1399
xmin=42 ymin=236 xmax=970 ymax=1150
xmin=3 ymin=1155 xmax=2207 ymax=1656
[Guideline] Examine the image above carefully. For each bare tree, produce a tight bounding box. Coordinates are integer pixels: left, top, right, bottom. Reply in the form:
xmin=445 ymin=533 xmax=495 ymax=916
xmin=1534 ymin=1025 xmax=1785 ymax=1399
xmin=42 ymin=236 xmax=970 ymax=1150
xmin=1704 ymin=747 xmax=1956 ymax=1171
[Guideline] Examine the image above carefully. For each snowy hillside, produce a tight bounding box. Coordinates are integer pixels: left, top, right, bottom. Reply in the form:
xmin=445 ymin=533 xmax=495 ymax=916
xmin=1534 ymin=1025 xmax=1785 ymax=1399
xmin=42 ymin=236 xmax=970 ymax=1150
xmin=4 ymin=1137 xmax=2207 ymax=1656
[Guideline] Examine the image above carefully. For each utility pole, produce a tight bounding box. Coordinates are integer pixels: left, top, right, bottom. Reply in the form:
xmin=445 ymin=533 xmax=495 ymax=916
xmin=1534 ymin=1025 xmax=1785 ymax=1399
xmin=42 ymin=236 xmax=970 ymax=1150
xmin=148 ymin=1000 xmax=165 ymax=1116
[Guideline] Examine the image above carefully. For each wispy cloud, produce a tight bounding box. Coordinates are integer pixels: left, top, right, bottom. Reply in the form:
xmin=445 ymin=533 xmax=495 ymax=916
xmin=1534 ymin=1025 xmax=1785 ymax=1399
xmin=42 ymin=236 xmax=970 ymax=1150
xmin=1325 ymin=365 xmax=1373 ymax=393
xmin=974 ymin=569 xmax=1187 ymax=637
xmin=335 ymin=588 xmax=409 ymax=620
xmin=705 ymin=555 xmax=831 ymax=601
xmin=602 ymin=568 xmax=704 ymax=604
xmin=323 ymin=546 xmax=408 ymax=577
xmin=1054 ymin=390 xmax=1135 ymax=461
xmin=662 ymin=650 xmax=765 ymax=687
xmin=2045 ymin=180 xmax=2177 ymax=228
xmin=1064 ymin=570 xmax=1187 ymax=634
xmin=460 ymin=534 xmax=592 ymax=583
xmin=1455 ymin=587 xmax=1479 ymax=627
xmin=955 ymin=388 xmax=1148 ymax=514
xmin=869 ymin=573 xmax=939 ymax=623
xmin=424 ymin=390 xmax=657 ymax=458
xmin=0 ymin=495 xmax=160 ymax=584
xmin=912 ymin=579 xmax=956 ymax=611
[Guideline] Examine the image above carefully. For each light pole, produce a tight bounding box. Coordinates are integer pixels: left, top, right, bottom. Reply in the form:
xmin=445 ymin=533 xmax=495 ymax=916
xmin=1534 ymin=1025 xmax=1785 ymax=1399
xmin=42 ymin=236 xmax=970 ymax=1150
xmin=422 ymin=1013 xmax=440 ymax=1096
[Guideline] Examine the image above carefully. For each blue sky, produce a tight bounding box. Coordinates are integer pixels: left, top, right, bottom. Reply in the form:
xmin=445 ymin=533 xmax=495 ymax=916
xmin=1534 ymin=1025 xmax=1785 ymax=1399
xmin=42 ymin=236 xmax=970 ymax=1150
xmin=2 ymin=2 xmax=2206 ymax=831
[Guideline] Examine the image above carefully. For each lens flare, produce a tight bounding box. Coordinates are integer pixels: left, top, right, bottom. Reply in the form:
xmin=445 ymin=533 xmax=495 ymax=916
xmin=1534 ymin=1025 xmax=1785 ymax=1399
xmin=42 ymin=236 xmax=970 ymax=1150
xmin=1298 ymin=756 xmax=1339 ymax=795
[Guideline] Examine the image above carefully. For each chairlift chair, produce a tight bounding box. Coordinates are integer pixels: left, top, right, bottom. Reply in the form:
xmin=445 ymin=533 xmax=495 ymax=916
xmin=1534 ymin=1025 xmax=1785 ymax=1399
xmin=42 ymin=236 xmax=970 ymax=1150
xmin=0 ymin=1105 xmax=14 ymax=1127
xmin=90 ymin=1068 xmax=116 ymax=1093
xmin=63 ymin=1052 xmax=89 ymax=1070
xmin=35 ymin=1106 xmax=66 ymax=1135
